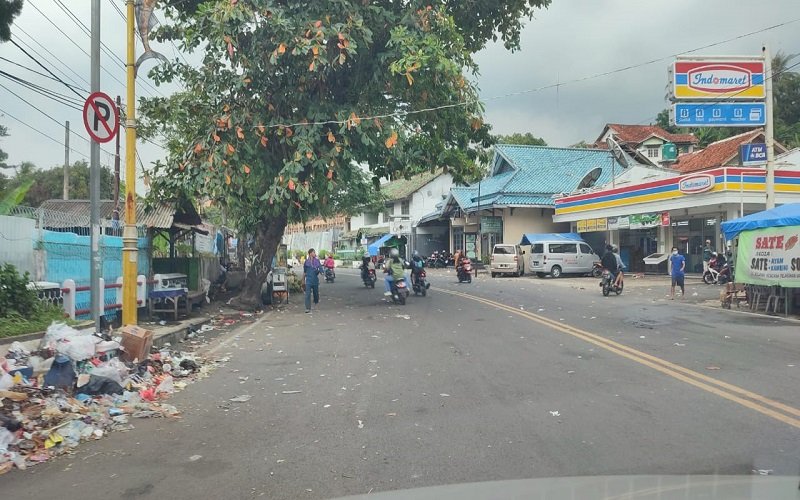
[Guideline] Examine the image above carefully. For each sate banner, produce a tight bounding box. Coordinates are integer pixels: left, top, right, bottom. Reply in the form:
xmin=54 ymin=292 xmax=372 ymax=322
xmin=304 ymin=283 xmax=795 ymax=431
xmin=736 ymin=226 xmax=800 ymax=286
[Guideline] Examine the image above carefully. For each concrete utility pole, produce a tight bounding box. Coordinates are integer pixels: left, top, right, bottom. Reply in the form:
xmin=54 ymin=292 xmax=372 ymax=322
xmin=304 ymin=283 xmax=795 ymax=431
xmin=90 ymin=0 xmax=102 ymax=333
xmin=63 ymin=121 xmax=69 ymax=200
xmin=121 ymin=0 xmax=139 ymax=326
xmin=763 ymin=45 xmax=776 ymax=210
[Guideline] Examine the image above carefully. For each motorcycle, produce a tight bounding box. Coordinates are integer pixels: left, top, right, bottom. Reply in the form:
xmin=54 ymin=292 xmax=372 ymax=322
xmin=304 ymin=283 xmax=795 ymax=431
xmin=362 ymin=268 xmax=377 ymax=288
xmin=591 ymin=261 xmax=603 ymax=278
xmin=324 ymin=267 xmax=335 ymax=283
xmin=390 ymin=277 xmax=409 ymax=305
xmin=412 ymin=270 xmax=430 ymax=296
xmin=457 ymin=258 xmax=473 ymax=283
xmin=600 ymin=269 xmax=623 ymax=296
xmin=703 ymin=257 xmax=732 ymax=285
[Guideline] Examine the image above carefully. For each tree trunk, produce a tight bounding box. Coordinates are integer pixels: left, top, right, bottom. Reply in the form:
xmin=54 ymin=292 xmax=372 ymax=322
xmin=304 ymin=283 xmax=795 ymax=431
xmin=235 ymin=213 xmax=288 ymax=309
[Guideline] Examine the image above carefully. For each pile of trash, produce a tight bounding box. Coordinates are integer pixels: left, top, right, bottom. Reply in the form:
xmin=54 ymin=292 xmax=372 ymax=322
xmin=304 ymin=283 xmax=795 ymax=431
xmin=0 ymin=323 xmax=210 ymax=474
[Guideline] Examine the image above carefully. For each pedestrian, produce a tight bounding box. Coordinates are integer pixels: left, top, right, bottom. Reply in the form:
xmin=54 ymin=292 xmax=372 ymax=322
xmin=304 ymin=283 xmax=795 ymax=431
xmin=669 ymin=246 xmax=686 ymax=300
xmin=302 ymin=248 xmax=322 ymax=313
xmin=702 ymin=239 xmax=714 ymax=274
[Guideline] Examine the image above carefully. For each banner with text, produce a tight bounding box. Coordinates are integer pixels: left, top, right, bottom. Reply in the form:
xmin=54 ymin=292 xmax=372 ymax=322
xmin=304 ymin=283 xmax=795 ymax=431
xmin=735 ymin=226 xmax=800 ymax=286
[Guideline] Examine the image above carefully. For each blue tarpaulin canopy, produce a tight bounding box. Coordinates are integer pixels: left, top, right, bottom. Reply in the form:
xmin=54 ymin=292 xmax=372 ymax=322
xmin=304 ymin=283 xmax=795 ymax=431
xmin=721 ymin=203 xmax=800 ymax=241
xmin=367 ymin=234 xmax=393 ymax=256
xmin=519 ymin=233 xmax=584 ymax=246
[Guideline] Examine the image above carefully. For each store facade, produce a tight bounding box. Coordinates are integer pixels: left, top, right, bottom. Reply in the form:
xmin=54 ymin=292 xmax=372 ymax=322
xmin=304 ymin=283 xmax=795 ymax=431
xmin=554 ymin=167 xmax=800 ymax=273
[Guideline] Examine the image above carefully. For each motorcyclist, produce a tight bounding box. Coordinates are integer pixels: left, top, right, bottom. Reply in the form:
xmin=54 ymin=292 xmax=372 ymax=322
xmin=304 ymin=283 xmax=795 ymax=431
xmin=410 ymin=250 xmax=425 ymax=287
xmin=601 ymin=244 xmax=619 ymax=282
xmin=612 ymin=245 xmax=624 ymax=288
xmin=360 ymin=255 xmax=375 ymax=282
xmin=323 ymin=254 xmax=335 ymax=278
xmin=383 ymin=248 xmax=408 ymax=296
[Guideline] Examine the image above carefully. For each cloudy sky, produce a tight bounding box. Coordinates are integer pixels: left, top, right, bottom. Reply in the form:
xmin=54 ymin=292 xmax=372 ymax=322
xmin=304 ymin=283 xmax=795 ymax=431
xmin=1 ymin=0 xmax=798 ymax=193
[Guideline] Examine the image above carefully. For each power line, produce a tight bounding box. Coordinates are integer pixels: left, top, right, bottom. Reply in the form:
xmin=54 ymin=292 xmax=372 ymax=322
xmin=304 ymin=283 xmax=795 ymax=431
xmin=0 ymin=70 xmax=84 ymax=110
xmin=8 ymin=37 xmax=87 ymax=99
xmin=0 ymin=56 xmax=90 ymax=94
xmin=0 ymin=105 xmax=91 ymax=161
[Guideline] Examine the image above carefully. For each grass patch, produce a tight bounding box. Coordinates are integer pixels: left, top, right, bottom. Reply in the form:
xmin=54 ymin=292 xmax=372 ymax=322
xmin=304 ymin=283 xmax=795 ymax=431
xmin=0 ymin=305 xmax=77 ymax=339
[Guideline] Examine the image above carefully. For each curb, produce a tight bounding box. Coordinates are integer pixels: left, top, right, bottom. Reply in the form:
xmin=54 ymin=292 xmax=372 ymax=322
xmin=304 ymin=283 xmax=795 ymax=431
xmin=0 ymin=320 xmax=94 ymax=346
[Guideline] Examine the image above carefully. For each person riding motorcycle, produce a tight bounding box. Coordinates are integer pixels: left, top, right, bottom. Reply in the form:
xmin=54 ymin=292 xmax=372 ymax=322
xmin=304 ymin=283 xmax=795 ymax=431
xmin=323 ymin=254 xmax=335 ymax=278
xmin=612 ymin=245 xmax=624 ymax=288
xmin=360 ymin=255 xmax=375 ymax=282
xmin=601 ymin=244 xmax=619 ymax=281
xmin=410 ymin=250 xmax=425 ymax=286
xmin=383 ymin=248 xmax=408 ymax=296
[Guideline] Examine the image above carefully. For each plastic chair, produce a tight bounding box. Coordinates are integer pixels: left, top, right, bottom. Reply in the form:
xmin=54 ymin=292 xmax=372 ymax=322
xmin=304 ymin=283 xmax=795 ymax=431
xmin=766 ymin=286 xmax=786 ymax=315
xmin=748 ymin=285 xmax=769 ymax=311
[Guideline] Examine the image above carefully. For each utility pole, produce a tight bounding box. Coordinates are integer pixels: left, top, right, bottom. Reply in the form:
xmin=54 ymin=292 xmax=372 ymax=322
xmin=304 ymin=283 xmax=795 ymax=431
xmin=63 ymin=121 xmax=70 ymax=200
xmin=763 ymin=45 xmax=776 ymax=209
xmin=90 ymin=0 xmax=102 ymax=333
xmin=121 ymin=0 xmax=139 ymax=326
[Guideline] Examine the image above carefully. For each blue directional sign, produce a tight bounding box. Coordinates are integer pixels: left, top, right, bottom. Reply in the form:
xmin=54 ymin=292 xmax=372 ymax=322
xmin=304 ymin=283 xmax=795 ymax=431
xmin=740 ymin=143 xmax=767 ymax=165
xmin=672 ymin=102 xmax=766 ymax=127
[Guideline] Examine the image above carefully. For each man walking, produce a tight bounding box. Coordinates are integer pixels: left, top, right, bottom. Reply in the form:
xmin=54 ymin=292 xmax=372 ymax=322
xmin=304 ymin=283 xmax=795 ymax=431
xmin=702 ymin=239 xmax=714 ymax=274
xmin=302 ymin=248 xmax=322 ymax=313
xmin=670 ymin=246 xmax=686 ymax=300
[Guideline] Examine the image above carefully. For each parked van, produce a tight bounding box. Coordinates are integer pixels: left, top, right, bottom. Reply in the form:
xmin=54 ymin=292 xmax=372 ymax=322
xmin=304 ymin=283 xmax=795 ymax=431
xmin=490 ymin=244 xmax=525 ymax=277
xmin=529 ymin=240 xmax=599 ymax=278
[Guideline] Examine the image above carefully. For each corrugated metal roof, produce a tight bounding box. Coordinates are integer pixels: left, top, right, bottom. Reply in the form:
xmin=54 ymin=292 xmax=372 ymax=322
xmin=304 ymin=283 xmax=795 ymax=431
xmin=38 ymin=200 xmax=190 ymax=229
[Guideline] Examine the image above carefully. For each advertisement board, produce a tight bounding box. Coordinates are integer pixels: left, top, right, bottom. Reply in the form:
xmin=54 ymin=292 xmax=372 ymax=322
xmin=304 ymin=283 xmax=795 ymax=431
xmin=672 ymin=60 xmax=765 ymax=100
xmin=629 ymin=213 xmax=661 ymax=229
xmin=735 ymin=226 xmax=800 ymax=286
xmin=672 ymin=102 xmax=766 ymax=127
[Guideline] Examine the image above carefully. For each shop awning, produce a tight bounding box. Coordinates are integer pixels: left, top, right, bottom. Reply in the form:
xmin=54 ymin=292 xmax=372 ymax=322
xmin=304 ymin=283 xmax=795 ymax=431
xmin=520 ymin=232 xmax=583 ymax=246
xmin=367 ymin=233 xmax=393 ymax=256
xmin=721 ymin=203 xmax=800 ymax=241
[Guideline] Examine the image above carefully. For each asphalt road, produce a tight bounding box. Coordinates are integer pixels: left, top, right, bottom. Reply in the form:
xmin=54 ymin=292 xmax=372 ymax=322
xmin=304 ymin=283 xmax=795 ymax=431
xmin=2 ymin=269 xmax=799 ymax=499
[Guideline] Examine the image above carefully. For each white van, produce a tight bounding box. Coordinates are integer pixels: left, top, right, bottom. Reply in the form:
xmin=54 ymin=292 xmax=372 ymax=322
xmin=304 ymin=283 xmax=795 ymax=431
xmin=529 ymin=240 xmax=599 ymax=278
xmin=490 ymin=244 xmax=524 ymax=277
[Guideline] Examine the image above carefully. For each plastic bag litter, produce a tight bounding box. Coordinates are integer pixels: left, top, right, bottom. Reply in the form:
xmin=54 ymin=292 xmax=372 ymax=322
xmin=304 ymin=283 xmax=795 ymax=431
xmin=76 ymin=375 xmax=124 ymax=396
xmin=57 ymin=334 xmax=98 ymax=361
xmin=155 ymin=375 xmax=174 ymax=394
xmin=43 ymin=355 xmax=76 ymax=389
xmin=28 ymin=355 xmax=53 ymax=376
xmin=90 ymin=358 xmax=128 ymax=385
xmin=0 ymin=371 xmax=12 ymax=391
xmin=40 ymin=322 xmax=88 ymax=351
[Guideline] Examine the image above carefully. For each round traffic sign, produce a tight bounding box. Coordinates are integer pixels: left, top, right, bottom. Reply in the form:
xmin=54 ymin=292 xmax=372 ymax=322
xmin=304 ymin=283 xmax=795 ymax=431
xmin=83 ymin=91 xmax=119 ymax=143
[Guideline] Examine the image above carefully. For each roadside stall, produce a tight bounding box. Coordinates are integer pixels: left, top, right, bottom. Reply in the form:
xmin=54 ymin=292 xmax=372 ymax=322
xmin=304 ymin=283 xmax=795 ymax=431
xmin=721 ymin=203 xmax=800 ymax=316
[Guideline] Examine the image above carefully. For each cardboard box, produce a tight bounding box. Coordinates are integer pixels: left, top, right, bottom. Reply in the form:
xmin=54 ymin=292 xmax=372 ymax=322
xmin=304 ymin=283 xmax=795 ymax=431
xmin=120 ymin=325 xmax=154 ymax=362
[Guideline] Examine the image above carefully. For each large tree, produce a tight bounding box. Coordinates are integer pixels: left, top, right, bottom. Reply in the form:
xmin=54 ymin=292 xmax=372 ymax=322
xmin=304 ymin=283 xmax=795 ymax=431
xmin=142 ymin=0 xmax=551 ymax=306
xmin=495 ymin=132 xmax=547 ymax=146
xmin=0 ymin=0 xmax=23 ymax=42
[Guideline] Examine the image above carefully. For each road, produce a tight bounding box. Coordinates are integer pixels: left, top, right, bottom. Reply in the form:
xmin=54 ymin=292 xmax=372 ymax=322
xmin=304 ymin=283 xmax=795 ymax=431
xmin=2 ymin=269 xmax=799 ymax=499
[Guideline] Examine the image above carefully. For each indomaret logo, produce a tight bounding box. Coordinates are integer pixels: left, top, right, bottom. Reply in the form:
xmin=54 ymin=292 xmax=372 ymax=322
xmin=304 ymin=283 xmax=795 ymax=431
xmin=688 ymin=65 xmax=752 ymax=93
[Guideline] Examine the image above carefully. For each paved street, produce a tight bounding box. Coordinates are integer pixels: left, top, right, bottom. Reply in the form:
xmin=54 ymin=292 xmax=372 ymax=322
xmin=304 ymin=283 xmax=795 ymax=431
xmin=2 ymin=270 xmax=799 ymax=499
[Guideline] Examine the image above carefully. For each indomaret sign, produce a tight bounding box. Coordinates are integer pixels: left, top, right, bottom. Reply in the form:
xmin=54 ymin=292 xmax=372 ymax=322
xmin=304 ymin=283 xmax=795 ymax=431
xmin=672 ymin=60 xmax=765 ymax=100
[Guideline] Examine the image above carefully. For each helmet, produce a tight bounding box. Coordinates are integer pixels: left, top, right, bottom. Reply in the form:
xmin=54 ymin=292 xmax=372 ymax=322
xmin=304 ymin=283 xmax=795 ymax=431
xmin=390 ymin=248 xmax=400 ymax=258
xmin=612 ymin=245 xmax=618 ymax=252
xmin=413 ymin=250 xmax=419 ymax=257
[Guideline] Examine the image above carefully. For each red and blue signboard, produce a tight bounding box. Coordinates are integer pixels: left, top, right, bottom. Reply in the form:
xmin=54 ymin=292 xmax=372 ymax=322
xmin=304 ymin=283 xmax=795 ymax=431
xmin=672 ymin=60 xmax=765 ymax=100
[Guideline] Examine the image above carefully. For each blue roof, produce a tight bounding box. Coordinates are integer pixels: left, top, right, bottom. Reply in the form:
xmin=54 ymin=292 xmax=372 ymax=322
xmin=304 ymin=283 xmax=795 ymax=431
xmin=721 ymin=203 xmax=800 ymax=241
xmin=367 ymin=233 xmax=393 ymax=256
xmin=520 ymin=233 xmax=584 ymax=245
xmin=448 ymin=145 xmax=616 ymax=212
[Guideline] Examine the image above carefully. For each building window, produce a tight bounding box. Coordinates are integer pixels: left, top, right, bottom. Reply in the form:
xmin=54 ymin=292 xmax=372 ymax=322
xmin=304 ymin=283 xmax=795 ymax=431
xmin=452 ymin=228 xmax=464 ymax=253
xmin=364 ymin=212 xmax=378 ymax=225
xmin=401 ymin=200 xmax=410 ymax=215
xmin=646 ymin=146 xmax=660 ymax=158
xmin=386 ymin=204 xmax=394 ymax=216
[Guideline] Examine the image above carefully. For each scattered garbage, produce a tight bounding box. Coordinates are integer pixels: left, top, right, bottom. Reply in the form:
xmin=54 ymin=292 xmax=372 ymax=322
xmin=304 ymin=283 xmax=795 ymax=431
xmin=0 ymin=322 xmax=213 ymax=474
xmin=229 ymin=395 xmax=253 ymax=402
xmin=549 ymin=410 xmax=561 ymax=417
xmin=281 ymin=390 xmax=302 ymax=395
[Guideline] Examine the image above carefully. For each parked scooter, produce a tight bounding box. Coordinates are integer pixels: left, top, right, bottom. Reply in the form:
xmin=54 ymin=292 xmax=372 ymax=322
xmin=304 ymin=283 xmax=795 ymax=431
xmin=703 ymin=254 xmax=732 ymax=285
xmin=457 ymin=258 xmax=473 ymax=283
xmin=412 ymin=269 xmax=430 ymax=296
xmin=600 ymin=269 xmax=623 ymax=296
xmin=390 ymin=277 xmax=409 ymax=305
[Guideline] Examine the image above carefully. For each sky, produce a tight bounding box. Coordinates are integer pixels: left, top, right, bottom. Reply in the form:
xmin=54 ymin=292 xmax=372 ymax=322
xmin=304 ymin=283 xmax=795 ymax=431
xmin=1 ymin=0 xmax=799 ymax=195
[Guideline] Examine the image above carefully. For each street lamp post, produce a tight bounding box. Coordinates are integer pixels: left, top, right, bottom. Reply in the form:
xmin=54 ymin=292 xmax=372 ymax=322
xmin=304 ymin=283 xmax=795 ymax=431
xmin=121 ymin=0 xmax=139 ymax=325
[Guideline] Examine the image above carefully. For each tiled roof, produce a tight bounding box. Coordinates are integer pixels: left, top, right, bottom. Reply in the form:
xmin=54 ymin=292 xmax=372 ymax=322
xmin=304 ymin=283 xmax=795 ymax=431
xmin=448 ymin=145 xmax=615 ymax=210
xmin=672 ymin=130 xmax=764 ymax=173
xmin=380 ymin=171 xmax=442 ymax=201
xmin=604 ymin=124 xmax=698 ymax=145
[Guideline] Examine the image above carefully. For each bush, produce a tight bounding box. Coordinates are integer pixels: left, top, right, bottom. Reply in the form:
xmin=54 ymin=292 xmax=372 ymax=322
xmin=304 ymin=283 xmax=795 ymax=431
xmin=0 ymin=264 xmax=39 ymax=318
xmin=318 ymin=249 xmax=328 ymax=259
xmin=0 ymin=306 xmax=69 ymax=339
xmin=292 ymin=249 xmax=305 ymax=260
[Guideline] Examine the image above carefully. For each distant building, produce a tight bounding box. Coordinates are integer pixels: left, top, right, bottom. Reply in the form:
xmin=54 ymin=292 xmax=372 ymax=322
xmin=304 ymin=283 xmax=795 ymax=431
xmin=595 ymin=123 xmax=698 ymax=166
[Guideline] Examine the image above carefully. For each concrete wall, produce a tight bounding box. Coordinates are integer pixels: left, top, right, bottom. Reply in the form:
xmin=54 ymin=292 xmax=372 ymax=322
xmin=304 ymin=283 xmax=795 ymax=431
xmin=501 ymin=207 xmax=569 ymax=246
xmin=0 ymin=215 xmax=38 ymax=277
